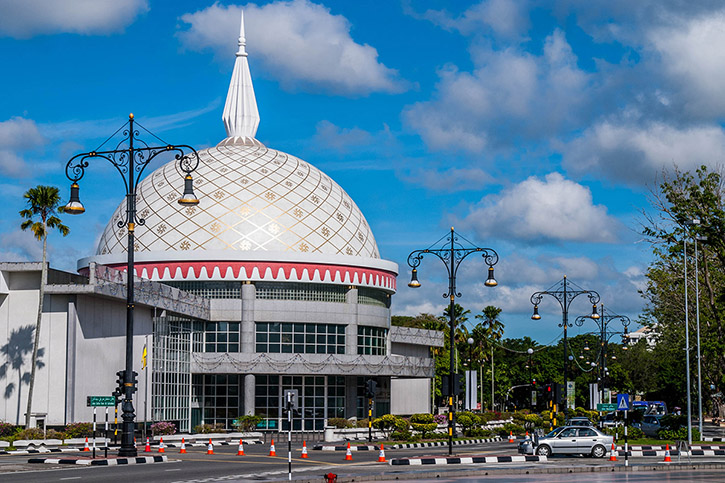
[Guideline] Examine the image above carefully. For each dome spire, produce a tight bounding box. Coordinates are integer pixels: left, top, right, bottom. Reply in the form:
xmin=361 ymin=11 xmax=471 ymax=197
xmin=222 ymin=9 xmax=260 ymax=142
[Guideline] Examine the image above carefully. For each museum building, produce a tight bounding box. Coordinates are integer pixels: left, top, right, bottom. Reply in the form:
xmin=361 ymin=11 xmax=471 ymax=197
xmin=0 ymin=13 xmax=442 ymax=432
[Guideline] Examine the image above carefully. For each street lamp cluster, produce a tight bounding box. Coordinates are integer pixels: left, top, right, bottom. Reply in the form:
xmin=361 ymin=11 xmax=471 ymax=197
xmin=63 ymin=114 xmax=200 ymax=457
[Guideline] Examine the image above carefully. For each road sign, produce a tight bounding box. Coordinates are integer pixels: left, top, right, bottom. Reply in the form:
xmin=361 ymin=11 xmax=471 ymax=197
xmin=616 ymin=393 xmax=630 ymax=411
xmin=597 ymin=403 xmax=617 ymax=411
xmin=87 ymin=396 xmax=116 ymax=407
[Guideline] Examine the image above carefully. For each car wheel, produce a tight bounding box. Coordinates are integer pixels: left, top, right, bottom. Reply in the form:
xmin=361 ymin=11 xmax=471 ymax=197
xmin=591 ymin=444 xmax=606 ymax=458
xmin=536 ymin=445 xmax=551 ymax=457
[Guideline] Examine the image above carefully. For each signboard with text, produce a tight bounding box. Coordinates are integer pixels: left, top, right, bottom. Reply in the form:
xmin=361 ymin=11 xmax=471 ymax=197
xmin=597 ymin=403 xmax=617 ymax=412
xmin=87 ymin=396 xmax=116 ymax=407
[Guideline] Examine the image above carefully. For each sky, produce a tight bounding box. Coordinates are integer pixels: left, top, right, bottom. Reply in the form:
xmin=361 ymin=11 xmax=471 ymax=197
xmin=2 ymin=0 xmax=721 ymax=344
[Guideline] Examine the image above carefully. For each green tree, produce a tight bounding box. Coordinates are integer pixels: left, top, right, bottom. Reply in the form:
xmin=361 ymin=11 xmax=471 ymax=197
xmin=641 ymin=166 xmax=725 ymax=411
xmin=19 ymin=185 xmax=69 ymax=428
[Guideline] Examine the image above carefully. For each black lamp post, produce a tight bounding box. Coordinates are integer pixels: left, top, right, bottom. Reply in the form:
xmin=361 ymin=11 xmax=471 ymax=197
xmin=407 ymin=227 xmax=499 ymax=455
xmin=63 ymin=114 xmax=200 ymax=457
xmin=574 ymin=305 xmax=630 ymax=408
xmin=530 ymin=276 xmax=599 ymax=418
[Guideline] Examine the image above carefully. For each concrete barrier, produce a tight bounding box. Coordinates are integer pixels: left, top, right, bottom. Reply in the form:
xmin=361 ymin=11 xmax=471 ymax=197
xmin=14 ymin=439 xmax=64 ymax=449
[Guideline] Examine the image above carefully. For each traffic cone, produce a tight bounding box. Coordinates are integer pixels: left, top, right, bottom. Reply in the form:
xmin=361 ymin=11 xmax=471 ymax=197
xmin=144 ymin=437 xmax=151 ymax=453
xmin=207 ymin=439 xmax=214 ymax=455
xmin=508 ymin=431 xmax=515 ymax=443
xmin=345 ymin=442 xmax=353 ymax=461
xmin=134 ymin=437 xmax=137 ymax=449
xmin=180 ymin=438 xmax=187 ymax=454
xmin=609 ymin=443 xmax=617 ymax=461
xmin=237 ymin=439 xmax=245 ymax=456
xmin=378 ymin=444 xmax=386 ymax=462
xmin=83 ymin=437 xmax=90 ymax=452
xmin=158 ymin=437 xmax=165 ymax=453
xmin=269 ymin=439 xmax=276 ymax=456
xmin=525 ymin=431 xmax=529 ymax=439
xmin=664 ymin=444 xmax=671 ymax=462
xmin=300 ymin=440 xmax=308 ymax=458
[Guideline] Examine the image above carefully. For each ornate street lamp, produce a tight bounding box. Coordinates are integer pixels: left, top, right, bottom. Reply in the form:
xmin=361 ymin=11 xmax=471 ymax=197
xmin=63 ymin=113 xmax=200 ymax=457
xmin=530 ymin=276 xmax=599 ymax=417
xmin=407 ymin=227 xmax=499 ymax=455
xmin=575 ymin=305 xmax=630 ymax=409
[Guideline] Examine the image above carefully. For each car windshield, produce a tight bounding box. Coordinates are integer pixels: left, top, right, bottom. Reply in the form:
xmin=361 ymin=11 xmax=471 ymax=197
xmin=545 ymin=428 xmax=563 ymax=438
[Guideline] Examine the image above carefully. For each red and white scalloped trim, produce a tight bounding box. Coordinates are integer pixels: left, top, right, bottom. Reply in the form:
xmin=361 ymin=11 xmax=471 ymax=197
xmin=102 ymin=260 xmax=397 ymax=292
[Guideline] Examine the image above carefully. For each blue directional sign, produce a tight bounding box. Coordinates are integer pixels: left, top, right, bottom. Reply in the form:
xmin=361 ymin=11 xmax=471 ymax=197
xmin=616 ymin=393 xmax=630 ymax=411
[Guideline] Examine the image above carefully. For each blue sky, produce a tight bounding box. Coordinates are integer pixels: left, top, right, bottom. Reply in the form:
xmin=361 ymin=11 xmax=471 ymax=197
xmin=2 ymin=0 xmax=721 ymax=343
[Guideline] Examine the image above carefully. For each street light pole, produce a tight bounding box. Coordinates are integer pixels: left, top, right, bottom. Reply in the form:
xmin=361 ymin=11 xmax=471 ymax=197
xmin=575 ymin=305 xmax=630 ymax=409
xmin=530 ymin=276 xmax=600 ymax=418
xmin=63 ymin=114 xmax=200 ymax=457
xmin=684 ymin=239 xmax=693 ymax=444
xmin=407 ymin=227 xmax=499 ymax=456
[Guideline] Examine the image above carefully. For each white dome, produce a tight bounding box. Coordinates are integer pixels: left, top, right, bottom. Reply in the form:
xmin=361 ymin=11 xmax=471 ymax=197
xmin=96 ymin=139 xmax=380 ymax=259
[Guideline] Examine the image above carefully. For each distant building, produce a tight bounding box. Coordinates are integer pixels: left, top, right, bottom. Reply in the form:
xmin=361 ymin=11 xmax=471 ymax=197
xmin=0 ymin=12 xmax=442 ymax=431
xmin=626 ymin=325 xmax=657 ymax=348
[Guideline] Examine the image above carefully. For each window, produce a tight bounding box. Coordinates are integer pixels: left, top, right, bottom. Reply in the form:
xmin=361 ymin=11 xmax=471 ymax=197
xmin=357 ymin=326 xmax=387 ymax=355
xmin=192 ymin=374 xmax=242 ymax=429
xmin=204 ymin=322 xmax=241 ymax=352
xmin=164 ymin=281 xmax=241 ymax=299
xmin=579 ymin=428 xmax=597 ymax=437
xmin=357 ymin=288 xmax=390 ymax=308
xmin=256 ymin=323 xmax=345 ymax=354
xmin=255 ymin=282 xmax=346 ymax=302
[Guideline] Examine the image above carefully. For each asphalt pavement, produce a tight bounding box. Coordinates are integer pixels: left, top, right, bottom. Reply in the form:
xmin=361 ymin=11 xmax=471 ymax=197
xmin=1 ymin=439 xmax=725 ymax=482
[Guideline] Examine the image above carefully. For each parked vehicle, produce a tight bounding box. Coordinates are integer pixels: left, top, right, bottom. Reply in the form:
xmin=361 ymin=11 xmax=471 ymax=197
xmin=600 ymin=412 xmax=622 ymax=428
xmin=632 ymin=401 xmax=668 ymax=416
xmin=640 ymin=415 xmax=663 ymax=437
xmin=518 ymin=426 xmax=614 ymax=458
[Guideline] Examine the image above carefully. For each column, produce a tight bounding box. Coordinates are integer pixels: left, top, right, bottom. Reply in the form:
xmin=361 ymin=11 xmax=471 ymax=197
xmin=244 ymin=374 xmax=256 ymax=416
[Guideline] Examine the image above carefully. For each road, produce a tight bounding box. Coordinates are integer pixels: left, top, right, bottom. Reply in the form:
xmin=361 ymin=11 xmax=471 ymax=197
xmin=1 ymin=440 xmax=725 ymax=482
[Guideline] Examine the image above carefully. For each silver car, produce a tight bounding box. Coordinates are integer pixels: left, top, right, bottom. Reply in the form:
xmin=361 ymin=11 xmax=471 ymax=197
xmin=518 ymin=426 xmax=614 ymax=458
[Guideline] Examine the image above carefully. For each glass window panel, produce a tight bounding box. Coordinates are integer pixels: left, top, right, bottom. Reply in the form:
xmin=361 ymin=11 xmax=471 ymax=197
xmin=269 ymin=344 xmax=280 ymax=353
xmin=229 ymin=343 xmax=239 ymax=352
xmin=230 ymin=332 xmax=239 ymax=342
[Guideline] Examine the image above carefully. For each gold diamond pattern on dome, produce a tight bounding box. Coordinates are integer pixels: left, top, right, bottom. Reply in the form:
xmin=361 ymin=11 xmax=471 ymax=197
xmin=96 ymin=142 xmax=380 ymax=258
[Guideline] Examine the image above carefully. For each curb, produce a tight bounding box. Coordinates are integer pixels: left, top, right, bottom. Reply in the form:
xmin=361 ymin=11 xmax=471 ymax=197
xmin=0 ymin=448 xmax=83 ymax=455
xmin=704 ymin=437 xmax=724 ymax=442
xmin=390 ymin=455 xmax=546 ymax=465
xmin=28 ymin=455 xmax=168 ymax=466
xmin=313 ymin=445 xmax=377 ymax=451
xmin=391 ymin=437 xmax=502 ymax=449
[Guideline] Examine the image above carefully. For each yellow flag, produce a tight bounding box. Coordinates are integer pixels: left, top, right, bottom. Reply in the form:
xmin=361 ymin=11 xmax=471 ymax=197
xmin=142 ymin=345 xmax=147 ymax=370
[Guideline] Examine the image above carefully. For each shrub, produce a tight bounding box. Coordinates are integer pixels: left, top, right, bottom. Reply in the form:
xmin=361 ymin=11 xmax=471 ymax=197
xmin=657 ymin=427 xmax=700 ymax=441
xmin=0 ymin=422 xmax=18 ymax=438
xmin=604 ymin=426 xmax=644 ymax=440
xmin=356 ymin=418 xmax=369 ymax=428
xmin=390 ymin=429 xmax=412 ymax=441
xmin=151 ymin=421 xmax=176 ymax=436
xmin=193 ymin=423 xmax=226 ymax=434
xmin=15 ymin=428 xmax=45 ymax=440
xmin=327 ymin=418 xmax=353 ymax=429
xmin=433 ymin=414 xmax=446 ymax=425
xmin=64 ymin=422 xmax=93 ymax=438
xmin=372 ymin=414 xmax=408 ymax=438
xmin=409 ymin=413 xmax=438 ymax=438
xmin=498 ymin=423 xmax=525 ymax=438
xmin=233 ymin=415 xmax=264 ymax=432
xmin=511 ymin=411 xmax=529 ymax=426
xmin=469 ymin=427 xmax=496 ymax=438
xmin=524 ymin=413 xmax=544 ymax=428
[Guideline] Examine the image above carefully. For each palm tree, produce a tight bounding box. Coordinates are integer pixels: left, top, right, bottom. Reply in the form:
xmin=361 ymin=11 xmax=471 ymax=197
xmin=19 ymin=185 xmax=69 ymax=428
xmin=474 ymin=306 xmax=505 ymax=410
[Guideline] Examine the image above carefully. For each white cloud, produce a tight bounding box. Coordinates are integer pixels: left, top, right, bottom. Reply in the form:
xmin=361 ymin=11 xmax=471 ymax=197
xmin=0 ymin=117 xmax=45 ymax=177
xmin=648 ymin=12 xmax=725 ymax=118
xmin=405 ymin=0 xmax=531 ymax=40
xmin=456 ymin=173 xmax=620 ymax=243
xmin=178 ymin=1 xmax=406 ymax=96
xmin=402 ymin=167 xmax=493 ymax=192
xmin=404 ymin=29 xmax=588 ymax=153
xmin=561 ymin=121 xmax=725 ymax=183
xmin=312 ymin=121 xmax=374 ymax=152
xmin=0 ymin=0 xmax=148 ymax=38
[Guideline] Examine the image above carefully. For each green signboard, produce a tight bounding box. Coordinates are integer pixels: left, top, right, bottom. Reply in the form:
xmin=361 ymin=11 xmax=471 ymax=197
xmin=87 ymin=396 xmax=116 ymax=407
xmin=597 ymin=403 xmax=617 ymax=412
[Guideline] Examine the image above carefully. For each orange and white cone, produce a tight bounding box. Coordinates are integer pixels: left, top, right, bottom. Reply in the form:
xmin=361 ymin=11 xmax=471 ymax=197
xmin=180 ymin=438 xmax=187 ymax=454
xmin=301 ymin=440 xmax=308 ymax=458
xmin=664 ymin=444 xmax=671 ymax=462
xmin=144 ymin=437 xmax=151 ymax=453
xmin=609 ymin=443 xmax=617 ymax=461
xmin=207 ymin=439 xmax=214 ymax=455
xmin=345 ymin=442 xmax=353 ymax=461
xmin=269 ymin=439 xmax=276 ymax=456
xmin=158 ymin=437 xmax=165 ymax=453
xmin=525 ymin=431 xmax=529 ymax=439
xmin=237 ymin=439 xmax=245 ymax=456
xmin=508 ymin=431 xmax=515 ymax=443
xmin=82 ymin=437 xmax=90 ymax=452
xmin=134 ymin=437 xmax=137 ymax=449
xmin=378 ymin=444 xmax=386 ymax=462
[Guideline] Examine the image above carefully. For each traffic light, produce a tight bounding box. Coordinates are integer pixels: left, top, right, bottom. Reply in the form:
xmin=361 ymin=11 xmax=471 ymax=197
xmin=114 ymin=370 xmax=125 ymax=398
xmin=366 ymin=379 xmax=377 ymax=398
xmin=554 ymin=383 xmax=565 ymax=408
xmin=441 ymin=374 xmax=464 ymax=396
xmin=546 ymin=383 xmax=553 ymax=401
xmin=129 ymin=371 xmax=139 ymax=394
